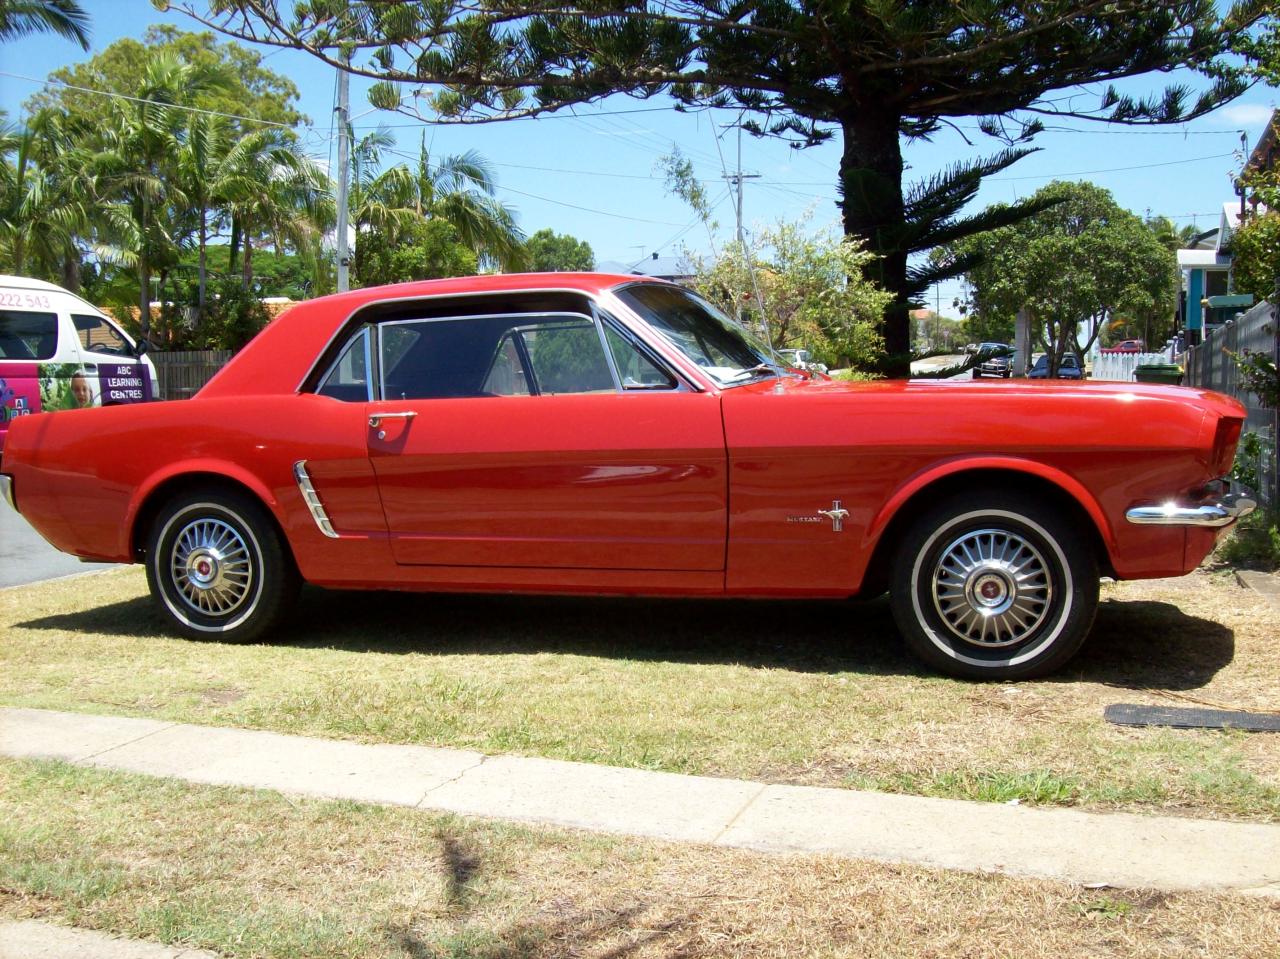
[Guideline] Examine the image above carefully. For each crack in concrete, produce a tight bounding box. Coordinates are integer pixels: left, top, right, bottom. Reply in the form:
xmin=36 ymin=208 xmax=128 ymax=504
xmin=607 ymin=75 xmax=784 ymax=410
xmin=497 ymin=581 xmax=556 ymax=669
xmin=710 ymin=782 xmax=769 ymax=844
xmin=415 ymin=754 xmax=489 ymax=808
xmin=74 ymin=722 xmax=180 ymax=763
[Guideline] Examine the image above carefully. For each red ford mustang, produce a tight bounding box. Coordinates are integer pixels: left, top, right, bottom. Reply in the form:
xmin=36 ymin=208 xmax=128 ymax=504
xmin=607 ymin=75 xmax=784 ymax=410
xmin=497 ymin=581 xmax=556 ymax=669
xmin=0 ymin=274 xmax=1255 ymax=679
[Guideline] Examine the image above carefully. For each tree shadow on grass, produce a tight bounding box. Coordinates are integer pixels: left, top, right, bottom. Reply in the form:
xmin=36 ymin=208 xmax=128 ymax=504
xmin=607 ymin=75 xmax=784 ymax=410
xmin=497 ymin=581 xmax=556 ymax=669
xmin=16 ymin=586 xmax=1235 ymax=690
xmin=385 ymin=826 xmax=694 ymax=959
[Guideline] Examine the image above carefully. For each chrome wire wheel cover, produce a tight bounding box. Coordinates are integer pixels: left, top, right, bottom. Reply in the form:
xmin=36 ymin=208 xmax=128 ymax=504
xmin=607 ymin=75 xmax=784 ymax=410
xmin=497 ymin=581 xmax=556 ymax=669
xmin=931 ymin=527 xmax=1053 ymax=648
xmin=169 ymin=517 xmax=254 ymax=617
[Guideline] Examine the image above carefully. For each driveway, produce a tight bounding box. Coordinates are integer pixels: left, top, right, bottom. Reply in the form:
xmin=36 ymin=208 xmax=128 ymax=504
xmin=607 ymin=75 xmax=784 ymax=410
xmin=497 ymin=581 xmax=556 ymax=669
xmin=0 ymin=499 xmax=111 ymax=588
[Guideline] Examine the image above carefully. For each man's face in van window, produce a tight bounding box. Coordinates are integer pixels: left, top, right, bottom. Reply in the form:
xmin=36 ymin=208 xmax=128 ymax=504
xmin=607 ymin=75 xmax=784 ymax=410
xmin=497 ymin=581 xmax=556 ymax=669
xmin=71 ymin=373 xmax=92 ymax=408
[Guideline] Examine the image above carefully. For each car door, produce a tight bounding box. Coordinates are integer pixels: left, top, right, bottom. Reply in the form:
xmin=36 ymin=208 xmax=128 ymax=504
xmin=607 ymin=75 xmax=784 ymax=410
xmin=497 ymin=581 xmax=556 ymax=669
xmin=70 ymin=311 xmax=153 ymax=405
xmin=362 ymin=306 xmax=728 ymax=571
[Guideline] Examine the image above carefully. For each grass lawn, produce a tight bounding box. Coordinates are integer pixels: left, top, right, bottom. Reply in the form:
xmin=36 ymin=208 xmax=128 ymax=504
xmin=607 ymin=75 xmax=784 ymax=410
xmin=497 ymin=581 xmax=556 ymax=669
xmin=3 ymin=758 xmax=1279 ymax=959
xmin=2 ymin=566 xmax=1279 ymax=821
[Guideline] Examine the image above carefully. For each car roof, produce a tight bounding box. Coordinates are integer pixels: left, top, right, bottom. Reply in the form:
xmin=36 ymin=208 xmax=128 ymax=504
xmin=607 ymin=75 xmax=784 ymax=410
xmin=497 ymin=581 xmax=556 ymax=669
xmin=199 ymin=272 xmax=673 ymax=399
xmin=0 ymin=274 xmax=73 ymax=293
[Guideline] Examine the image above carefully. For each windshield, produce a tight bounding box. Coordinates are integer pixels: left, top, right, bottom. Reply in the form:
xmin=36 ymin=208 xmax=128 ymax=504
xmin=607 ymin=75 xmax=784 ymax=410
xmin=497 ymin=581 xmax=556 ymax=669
xmin=614 ymin=283 xmax=780 ymax=386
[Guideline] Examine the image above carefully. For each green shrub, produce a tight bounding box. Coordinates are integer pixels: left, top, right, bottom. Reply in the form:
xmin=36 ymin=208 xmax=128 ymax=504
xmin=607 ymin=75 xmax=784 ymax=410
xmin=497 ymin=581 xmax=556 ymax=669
xmin=1219 ymin=430 xmax=1280 ymax=570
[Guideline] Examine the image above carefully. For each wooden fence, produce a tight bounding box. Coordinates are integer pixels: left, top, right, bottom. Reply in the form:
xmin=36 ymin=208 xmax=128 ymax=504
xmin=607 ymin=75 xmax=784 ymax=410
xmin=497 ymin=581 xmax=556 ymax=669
xmin=1184 ymin=300 xmax=1279 ymax=508
xmin=149 ymin=350 xmax=232 ymax=401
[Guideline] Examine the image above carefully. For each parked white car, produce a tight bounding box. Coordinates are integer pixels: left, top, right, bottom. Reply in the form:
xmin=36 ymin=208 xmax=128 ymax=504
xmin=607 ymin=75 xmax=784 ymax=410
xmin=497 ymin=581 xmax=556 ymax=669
xmin=0 ymin=275 xmax=159 ymax=456
xmin=777 ymin=348 xmax=829 ymax=374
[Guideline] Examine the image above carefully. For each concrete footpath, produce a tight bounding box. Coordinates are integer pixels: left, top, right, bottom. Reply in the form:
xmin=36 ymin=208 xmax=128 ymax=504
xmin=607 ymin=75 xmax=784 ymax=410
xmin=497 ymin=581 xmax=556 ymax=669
xmin=0 ymin=919 xmax=217 ymax=959
xmin=3 ymin=707 xmax=1279 ymax=899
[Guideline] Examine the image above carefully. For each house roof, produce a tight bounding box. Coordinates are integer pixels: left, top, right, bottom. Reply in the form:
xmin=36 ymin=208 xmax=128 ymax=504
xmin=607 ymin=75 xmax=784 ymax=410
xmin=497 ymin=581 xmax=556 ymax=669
xmin=1177 ymin=248 xmax=1232 ymax=269
xmin=1246 ymin=110 xmax=1280 ymax=175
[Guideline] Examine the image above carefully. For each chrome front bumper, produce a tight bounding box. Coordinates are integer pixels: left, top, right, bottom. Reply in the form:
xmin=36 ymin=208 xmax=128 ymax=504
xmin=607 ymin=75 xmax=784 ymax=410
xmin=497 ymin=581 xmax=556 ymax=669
xmin=0 ymin=474 xmax=13 ymax=512
xmin=1126 ymin=492 xmax=1257 ymax=528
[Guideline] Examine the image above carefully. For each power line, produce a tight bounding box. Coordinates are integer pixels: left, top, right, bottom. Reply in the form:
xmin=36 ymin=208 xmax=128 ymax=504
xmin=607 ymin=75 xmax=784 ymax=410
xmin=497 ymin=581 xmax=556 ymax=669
xmin=990 ymin=151 xmax=1236 ymax=181
xmin=380 ymin=146 xmax=689 ymax=226
xmin=0 ymin=69 xmax=296 ymax=129
xmin=352 ymin=105 xmax=685 ymax=129
xmin=759 ymin=152 xmax=1238 ymax=187
xmin=499 ymin=182 xmax=691 ymax=226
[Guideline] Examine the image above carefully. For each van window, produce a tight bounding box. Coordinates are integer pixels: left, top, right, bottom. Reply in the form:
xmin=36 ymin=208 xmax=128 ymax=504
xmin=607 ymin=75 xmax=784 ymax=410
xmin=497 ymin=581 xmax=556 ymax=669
xmin=0 ymin=310 xmax=58 ymax=360
xmin=73 ymin=314 xmax=131 ymax=357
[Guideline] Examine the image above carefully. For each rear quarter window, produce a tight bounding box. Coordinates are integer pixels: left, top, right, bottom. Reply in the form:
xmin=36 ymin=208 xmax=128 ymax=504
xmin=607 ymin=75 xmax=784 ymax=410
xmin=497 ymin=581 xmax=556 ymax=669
xmin=0 ymin=310 xmax=58 ymax=360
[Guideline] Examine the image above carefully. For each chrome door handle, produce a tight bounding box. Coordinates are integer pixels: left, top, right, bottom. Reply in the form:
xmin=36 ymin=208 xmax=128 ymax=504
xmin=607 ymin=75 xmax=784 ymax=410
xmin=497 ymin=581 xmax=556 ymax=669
xmin=368 ymin=411 xmax=417 ymax=428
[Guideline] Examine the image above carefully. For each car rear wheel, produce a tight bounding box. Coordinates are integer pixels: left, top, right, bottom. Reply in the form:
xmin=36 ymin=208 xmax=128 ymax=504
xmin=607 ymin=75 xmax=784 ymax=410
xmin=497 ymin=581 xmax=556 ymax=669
xmin=145 ymin=488 xmax=299 ymax=643
xmin=889 ymin=491 xmax=1098 ymax=680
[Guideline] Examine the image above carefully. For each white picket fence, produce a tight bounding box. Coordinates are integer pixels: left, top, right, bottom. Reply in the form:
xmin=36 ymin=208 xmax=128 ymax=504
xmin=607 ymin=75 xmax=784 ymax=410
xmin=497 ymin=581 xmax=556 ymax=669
xmin=1089 ymin=350 xmax=1175 ymax=382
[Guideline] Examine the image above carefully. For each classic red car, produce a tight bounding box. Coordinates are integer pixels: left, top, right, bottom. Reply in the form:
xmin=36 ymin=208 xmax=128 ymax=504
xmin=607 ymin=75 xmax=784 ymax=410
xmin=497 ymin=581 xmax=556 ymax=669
xmin=1100 ymin=339 xmax=1146 ymax=354
xmin=0 ymin=274 xmax=1255 ymax=679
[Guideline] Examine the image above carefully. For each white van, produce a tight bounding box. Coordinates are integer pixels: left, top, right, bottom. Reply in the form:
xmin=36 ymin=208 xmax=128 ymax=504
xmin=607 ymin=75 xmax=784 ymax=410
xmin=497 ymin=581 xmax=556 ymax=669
xmin=0 ymin=275 xmax=159 ymax=457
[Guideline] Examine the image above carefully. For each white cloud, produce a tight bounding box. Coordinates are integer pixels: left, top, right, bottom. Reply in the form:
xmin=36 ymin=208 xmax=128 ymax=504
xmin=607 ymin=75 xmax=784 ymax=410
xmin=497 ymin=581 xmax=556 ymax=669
xmin=1216 ymin=103 xmax=1276 ymax=127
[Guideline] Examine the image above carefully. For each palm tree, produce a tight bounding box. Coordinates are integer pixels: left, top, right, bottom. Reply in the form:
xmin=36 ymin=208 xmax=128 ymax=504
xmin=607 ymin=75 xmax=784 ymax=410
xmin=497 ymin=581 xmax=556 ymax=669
xmin=349 ymin=128 xmax=419 ymax=240
xmin=175 ymin=112 xmax=234 ymax=320
xmin=0 ymin=110 xmax=97 ymax=288
xmin=214 ymin=127 xmax=331 ymax=291
xmin=349 ymin=129 xmax=528 ymax=276
xmin=1146 ymin=215 xmax=1203 ymax=253
xmin=87 ymin=55 xmax=216 ymax=337
xmin=408 ymin=138 xmax=528 ymax=271
xmin=0 ymin=0 xmax=90 ymax=50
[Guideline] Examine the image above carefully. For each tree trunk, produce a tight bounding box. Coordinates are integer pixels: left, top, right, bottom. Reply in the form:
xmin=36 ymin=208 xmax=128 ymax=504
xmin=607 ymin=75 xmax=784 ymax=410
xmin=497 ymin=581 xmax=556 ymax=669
xmin=137 ymin=195 xmax=151 ymax=340
xmin=60 ymin=254 xmax=80 ymax=294
xmin=838 ymin=109 xmax=910 ymax=377
xmin=197 ymin=206 xmax=208 ymax=322
xmin=228 ymin=218 xmax=241 ymax=274
xmin=242 ymin=231 xmax=253 ymax=290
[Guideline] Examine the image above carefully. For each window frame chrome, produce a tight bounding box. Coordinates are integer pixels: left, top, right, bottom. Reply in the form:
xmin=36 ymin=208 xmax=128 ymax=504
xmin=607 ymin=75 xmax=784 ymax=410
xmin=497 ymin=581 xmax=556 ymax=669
xmin=314 ymin=324 xmax=373 ymax=402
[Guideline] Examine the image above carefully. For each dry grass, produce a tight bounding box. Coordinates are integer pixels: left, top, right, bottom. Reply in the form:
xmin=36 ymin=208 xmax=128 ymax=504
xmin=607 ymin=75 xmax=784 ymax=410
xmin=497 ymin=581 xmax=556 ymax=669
xmin=3 ymin=758 xmax=1279 ymax=959
xmin=2 ymin=567 xmax=1279 ymax=820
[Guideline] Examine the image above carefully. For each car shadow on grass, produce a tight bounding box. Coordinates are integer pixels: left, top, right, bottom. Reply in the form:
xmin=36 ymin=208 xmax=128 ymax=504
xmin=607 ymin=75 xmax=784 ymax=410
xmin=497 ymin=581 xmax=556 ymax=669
xmin=16 ymin=588 xmax=1234 ymax=690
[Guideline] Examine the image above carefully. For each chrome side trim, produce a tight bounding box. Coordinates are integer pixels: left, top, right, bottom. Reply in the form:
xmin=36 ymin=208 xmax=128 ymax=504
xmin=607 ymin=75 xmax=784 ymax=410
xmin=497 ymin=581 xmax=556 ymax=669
xmin=1126 ymin=493 xmax=1257 ymax=528
xmin=293 ymin=461 xmax=338 ymax=538
xmin=0 ymin=474 xmax=14 ymax=512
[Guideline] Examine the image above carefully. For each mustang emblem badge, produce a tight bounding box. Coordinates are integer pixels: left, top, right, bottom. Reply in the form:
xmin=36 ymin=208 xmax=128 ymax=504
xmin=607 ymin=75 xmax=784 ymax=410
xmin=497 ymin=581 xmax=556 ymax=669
xmin=817 ymin=500 xmax=849 ymax=532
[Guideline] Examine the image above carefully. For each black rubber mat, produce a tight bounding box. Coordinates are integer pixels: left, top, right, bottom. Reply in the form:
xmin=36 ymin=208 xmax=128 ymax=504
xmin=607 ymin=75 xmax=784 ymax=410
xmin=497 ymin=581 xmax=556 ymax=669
xmin=1104 ymin=703 xmax=1280 ymax=732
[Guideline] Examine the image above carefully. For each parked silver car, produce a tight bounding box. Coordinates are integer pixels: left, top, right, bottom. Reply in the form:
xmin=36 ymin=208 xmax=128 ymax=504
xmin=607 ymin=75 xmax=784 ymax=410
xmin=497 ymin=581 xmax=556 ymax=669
xmin=972 ymin=343 xmax=1014 ymax=378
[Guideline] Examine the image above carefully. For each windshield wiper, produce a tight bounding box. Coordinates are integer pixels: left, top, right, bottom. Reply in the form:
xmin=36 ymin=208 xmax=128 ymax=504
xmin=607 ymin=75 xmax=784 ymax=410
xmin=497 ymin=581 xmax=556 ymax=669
xmin=726 ymin=362 xmax=783 ymax=381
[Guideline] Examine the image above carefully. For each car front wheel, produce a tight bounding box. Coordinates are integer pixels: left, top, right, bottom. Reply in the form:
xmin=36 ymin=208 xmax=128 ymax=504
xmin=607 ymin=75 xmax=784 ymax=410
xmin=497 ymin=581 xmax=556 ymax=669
xmin=146 ymin=488 xmax=299 ymax=643
xmin=889 ymin=491 xmax=1098 ymax=680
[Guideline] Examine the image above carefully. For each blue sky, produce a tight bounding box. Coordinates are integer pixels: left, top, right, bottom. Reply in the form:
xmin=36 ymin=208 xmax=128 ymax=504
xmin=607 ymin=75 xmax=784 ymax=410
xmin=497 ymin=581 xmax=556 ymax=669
xmin=1 ymin=0 xmax=1276 ymax=318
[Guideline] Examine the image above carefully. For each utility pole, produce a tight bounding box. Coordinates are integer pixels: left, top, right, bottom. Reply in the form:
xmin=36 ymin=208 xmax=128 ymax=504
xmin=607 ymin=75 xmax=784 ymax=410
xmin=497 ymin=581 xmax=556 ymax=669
xmin=720 ymin=123 xmax=766 ymax=340
xmin=335 ymin=67 xmax=351 ymax=292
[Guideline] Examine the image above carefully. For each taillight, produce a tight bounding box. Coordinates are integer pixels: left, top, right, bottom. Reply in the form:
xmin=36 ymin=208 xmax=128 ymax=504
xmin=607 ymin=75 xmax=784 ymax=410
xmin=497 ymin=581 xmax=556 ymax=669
xmin=1212 ymin=416 xmax=1244 ymax=477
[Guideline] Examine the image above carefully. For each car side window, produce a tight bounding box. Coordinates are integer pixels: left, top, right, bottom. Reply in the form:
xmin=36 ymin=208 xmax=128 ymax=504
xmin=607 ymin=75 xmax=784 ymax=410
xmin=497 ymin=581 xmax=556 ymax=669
xmin=481 ymin=333 xmax=532 ymax=396
xmin=380 ymin=313 xmax=620 ymax=399
xmin=603 ymin=324 xmax=677 ymax=390
xmin=521 ymin=320 xmax=615 ymax=394
xmin=73 ymin=313 xmax=131 ymax=357
xmin=0 ymin=310 xmax=57 ymax=360
xmin=316 ymin=327 xmax=372 ymax=402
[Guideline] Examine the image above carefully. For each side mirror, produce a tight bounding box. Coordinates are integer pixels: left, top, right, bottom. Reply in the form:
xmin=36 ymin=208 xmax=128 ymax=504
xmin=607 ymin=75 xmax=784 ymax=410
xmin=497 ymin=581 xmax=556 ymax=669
xmin=133 ymin=338 xmax=150 ymax=358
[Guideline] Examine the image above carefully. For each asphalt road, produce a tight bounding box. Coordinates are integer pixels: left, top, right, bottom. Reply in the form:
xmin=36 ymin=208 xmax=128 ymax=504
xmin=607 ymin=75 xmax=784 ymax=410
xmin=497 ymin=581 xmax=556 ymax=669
xmin=0 ymin=499 xmax=113 ymax=588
